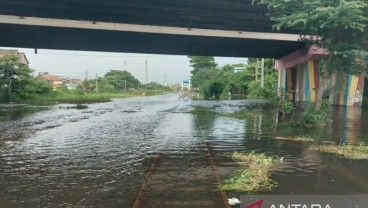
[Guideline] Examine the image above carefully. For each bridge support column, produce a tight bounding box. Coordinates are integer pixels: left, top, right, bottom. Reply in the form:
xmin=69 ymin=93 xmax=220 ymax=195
xmin=327 ymin=71 xmax=365 ymax=107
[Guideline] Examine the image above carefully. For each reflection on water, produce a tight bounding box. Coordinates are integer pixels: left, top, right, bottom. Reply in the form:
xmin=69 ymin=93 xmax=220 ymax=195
xmin=0 ymin=96 xmax=368 ymax=207
xmin=330 ymin=107 xmax=364 ymax=145
xmin=193 ymin=101 xmax=368 ymax=196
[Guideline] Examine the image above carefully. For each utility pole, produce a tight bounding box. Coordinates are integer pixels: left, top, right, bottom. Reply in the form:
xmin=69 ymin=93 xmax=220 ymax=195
xmin=95 ymin=74 xmax=99 ymax=93
xmin=124 ymin=60 xmax=126 ymax=71
xmin=261 ymin=58 xmax=265 ymax=88
xmin=145 ymin=59 xmax=148 ymax=84
xmin=125 ymin=80 xmax=127 ymax=91
xmin=256 ymin=59 xmax=259 ymax=81
xmin=85 ymin=70 xmax=88 ymax=81
xmin=164 ymin=74 xmax=166 ymax=86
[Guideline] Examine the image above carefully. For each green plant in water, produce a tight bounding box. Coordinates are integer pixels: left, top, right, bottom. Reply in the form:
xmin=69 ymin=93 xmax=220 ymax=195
xmin=302 ymin=101 xmax=330 ymax=128
xmin=273 ymin=89 xmax=294 ymax=115
xmin=310 ymin=143 xmax=368 ymax=160
xmin=280 ymin=99 xmax=294 ymax=115
xmin=219 ymin=152 xmax=282 ymax=192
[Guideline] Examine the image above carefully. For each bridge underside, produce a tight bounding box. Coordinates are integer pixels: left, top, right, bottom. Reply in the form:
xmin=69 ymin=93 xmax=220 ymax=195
xmin=0 ymin=0 xmax=280 ymax=32
xmin=0 ymin=24 xmax=304 ymax=58
xmin=0 ymin=0 xmax=304 ymax=58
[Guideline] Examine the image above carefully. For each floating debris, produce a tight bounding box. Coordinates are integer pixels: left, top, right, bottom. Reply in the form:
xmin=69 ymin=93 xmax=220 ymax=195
xmin=228 ymin=197 xmax=241 ymax=205
xmin=59 ymin=104 xmax=88 ymax=109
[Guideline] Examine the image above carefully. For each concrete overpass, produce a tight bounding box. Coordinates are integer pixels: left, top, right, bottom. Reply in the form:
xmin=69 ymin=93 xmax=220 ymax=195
xmin=0 ymin=0 xmax=304 ymax=58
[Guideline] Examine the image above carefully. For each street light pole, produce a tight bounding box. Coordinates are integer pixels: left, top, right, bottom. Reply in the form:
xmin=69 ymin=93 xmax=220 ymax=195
xmin=5 ymin=68 xmax=13 ymax=101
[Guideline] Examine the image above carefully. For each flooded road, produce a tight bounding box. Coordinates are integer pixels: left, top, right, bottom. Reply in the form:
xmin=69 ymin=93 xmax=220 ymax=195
xmin=1 ymin=94 xmax=368 ymax=208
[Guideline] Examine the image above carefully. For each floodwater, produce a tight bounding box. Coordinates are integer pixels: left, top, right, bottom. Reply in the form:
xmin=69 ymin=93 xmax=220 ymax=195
xmin=0 ymin=93 xmax=367 ymax=208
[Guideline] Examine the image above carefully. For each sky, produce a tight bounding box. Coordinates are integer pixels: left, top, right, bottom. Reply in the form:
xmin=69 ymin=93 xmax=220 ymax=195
xmin=3 ymin=47 xmax=248 ymax=84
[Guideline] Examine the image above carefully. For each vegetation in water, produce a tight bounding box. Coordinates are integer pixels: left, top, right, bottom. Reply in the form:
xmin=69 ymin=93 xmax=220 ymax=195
xmin=309 ymin=143 xmax=368 ymax=160
xmin=282 ymin=101 xmax=330 ymax=128
xmin=273 ymin=135 xmax=368 ymax=160
xmin=219 ymin=152 xmax=282 ymax=192
xmin=301 ymin=101 xmax=330 ymax=128
xmin=273 ymin=136 xmax=314 ymax=143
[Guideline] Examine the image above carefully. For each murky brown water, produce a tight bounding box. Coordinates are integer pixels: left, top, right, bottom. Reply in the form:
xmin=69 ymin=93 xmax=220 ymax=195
xmin=1 ymin=94 xmax=367 ymax=208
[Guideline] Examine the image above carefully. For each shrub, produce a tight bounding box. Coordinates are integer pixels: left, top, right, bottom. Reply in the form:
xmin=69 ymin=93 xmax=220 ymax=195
xmin=302 ymin=101 xmax=330 ymax=128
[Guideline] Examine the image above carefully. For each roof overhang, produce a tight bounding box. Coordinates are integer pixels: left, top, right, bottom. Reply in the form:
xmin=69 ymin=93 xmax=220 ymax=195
xmin=275 ymin=46 xmax=329 ymax=70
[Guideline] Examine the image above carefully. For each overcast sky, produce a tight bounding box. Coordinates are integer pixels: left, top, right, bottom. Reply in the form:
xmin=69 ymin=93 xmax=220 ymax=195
xmin=4 ymin=47 xmax=248 ymax=84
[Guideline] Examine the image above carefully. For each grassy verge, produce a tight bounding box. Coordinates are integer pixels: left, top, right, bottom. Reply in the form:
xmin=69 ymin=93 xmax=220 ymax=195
xmin=219 ymin=152 xmax=282 ymax=192
xmin=135 ymin=89 xmax=173 ymax=96
xmin=23 ymin=90 xmax=174 ymax=104
xmin=25 ymin=93 xmax=131 ymax=104
xmin=309 ymin=143 xmax=368 ymax=160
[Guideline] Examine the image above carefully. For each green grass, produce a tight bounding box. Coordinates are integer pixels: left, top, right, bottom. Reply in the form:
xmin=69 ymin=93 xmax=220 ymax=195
xmin=309 ymin=143 xmax=368 ymax=160
xmin=25 ymin=93 xmax=131 ymax=104
xmin=219 ymin=152 xmax=282 ymax=193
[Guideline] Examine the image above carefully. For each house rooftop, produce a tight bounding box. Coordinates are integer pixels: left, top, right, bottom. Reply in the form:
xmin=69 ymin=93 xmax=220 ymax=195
xmin=37 ymin=74 xmax=63 ymax=82
xmin=0 ymin=48 xmax=29 ymax=65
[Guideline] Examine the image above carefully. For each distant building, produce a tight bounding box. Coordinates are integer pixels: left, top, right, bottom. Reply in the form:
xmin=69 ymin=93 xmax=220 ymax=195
xmin=233 ymin=66 xmax=245 ymax=73
xmin=63 ymin=79 xmax=83 ymax=85
xmin=63 ymin=79 xmax=83 ymax=90
xmin=64 ymin=83 xmax=79 ymax=90
xmin=36 ymin=72 xmax=63 ymax=90
xmin=0 ymin=48 xmax=29 ymax=66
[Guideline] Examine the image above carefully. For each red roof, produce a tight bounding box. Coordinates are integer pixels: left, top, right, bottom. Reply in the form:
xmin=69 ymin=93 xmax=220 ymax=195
xmin=37 ymin=75 xmax=63 ymax=82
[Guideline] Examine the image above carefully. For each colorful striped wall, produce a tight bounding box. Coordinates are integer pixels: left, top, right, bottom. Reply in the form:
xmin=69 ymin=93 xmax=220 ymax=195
xmin=328 ymin=72 xmax=365 ymax=107
xmin=278 ymin=60 xmax=366 ymax=107
xmin=278 ymin=60 xmax=319 ymax=103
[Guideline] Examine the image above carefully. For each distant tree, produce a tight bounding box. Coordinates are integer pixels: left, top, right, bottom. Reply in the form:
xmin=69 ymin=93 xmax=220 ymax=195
xmin=245 ymin=58 xmax=278 ymax=98
xmin=96 ymin=78 xmax=116 ymax=93
xmin=254 ymin=0 xmax=368 ymax=109
xmin=81 ymin=78 xmax=116 ymax=93
xmin=188 ymin=56 xmax=218 ymax=87
xmin=143 ymin=82 xmax=168 ymax=90
xmin=208 ymin=80 xmax=225 ymax=99
xmin=104 ymin=70 xmax=141 ymax=91
xmin=194 ymin=67 xmax=226 ymax=99
xmin=188 ymin=56 xmax=217 ymax=73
